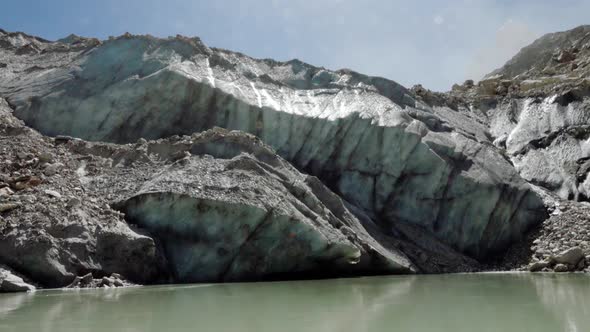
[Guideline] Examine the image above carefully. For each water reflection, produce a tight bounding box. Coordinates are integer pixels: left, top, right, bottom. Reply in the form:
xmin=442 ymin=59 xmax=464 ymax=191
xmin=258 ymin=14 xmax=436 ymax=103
xmin=0 ymin=274 xmax=588 ymax=332
xmin=0 ymin=292 xmax=34 ymax=317
xmin=529 ymin=274 xmax=590 ymax=332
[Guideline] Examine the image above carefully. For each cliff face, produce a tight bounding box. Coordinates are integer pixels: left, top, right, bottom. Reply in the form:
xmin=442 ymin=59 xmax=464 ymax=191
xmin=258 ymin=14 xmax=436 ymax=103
xmin=3 ymin=24 xmax=590 ymax=289
xmin=1 ymin=96 xmax=482 ymax=290
xmin=0 ymin=29 xmax=546 ymax=262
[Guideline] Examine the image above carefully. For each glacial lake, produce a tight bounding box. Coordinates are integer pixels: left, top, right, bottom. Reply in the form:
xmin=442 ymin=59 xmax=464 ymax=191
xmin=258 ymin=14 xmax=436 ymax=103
xmin=0 ymin=273 xmax=588 ymax=332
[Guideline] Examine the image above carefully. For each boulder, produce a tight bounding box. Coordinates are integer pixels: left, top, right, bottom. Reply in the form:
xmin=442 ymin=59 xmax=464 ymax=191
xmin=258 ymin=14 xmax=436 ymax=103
xmin=554 ymin=247 xmax=584 ymax=266
xmin=43 ymin=162 xmax=63 ymax=176
xmin=66 ymin=276 xmax=82 ymax=288
xmin=80 ymin=273 xmax=93 ymax=284
xmin=44 ymin=190 xmax=62 ymax=199
xmin=528 ymin=261 xmax=549 ymax=272
xmin=0 ymin=267 xmax=35 ymax=292
xmin=0 ymin=203 xmax=19 ymax=213
xmin=576 ymin=258 xmax=586 ymax=270
xmin=66 ymin=273 xmax=131 ymax=289
xmin=100 ymin=276 xmax=114 ymax=287
xmin=478 ymin=75 xmax=503 ymax=95
xmin=553 ymin=263 xmax=570 ymax=272
xmin=0 ymin=187 xmax=13 ymax=197
xmin=555 ymin=50 xmax=575 ymax=63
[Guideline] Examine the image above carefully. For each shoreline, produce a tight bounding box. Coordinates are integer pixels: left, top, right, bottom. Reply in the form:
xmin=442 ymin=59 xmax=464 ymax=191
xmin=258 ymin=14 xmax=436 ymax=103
xmin=7 ymin=269 xmax=588 ymax=295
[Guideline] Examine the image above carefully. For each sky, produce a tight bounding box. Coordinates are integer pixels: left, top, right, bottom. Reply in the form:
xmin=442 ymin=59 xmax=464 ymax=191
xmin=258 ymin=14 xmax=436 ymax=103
xmin=1 ymin=0 xmax=589 ymax=91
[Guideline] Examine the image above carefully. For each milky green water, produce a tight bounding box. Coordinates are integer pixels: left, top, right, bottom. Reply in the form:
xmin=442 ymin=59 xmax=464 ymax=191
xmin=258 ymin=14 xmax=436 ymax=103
xmin=0 ymin=273 xmax=588 ymax=332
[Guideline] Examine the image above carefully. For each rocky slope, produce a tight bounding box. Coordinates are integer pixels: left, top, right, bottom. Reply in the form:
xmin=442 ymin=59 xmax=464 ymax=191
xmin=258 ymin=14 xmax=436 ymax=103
xmin=413 ymin=24 xmax=590 ymax=273
xmin=442 ymin=25 xmax=590 ymax=203
xmin=1 ymin=25 xmax=590 ymax=291
xmin=0 ymin=98 xmax=168 ymax=290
